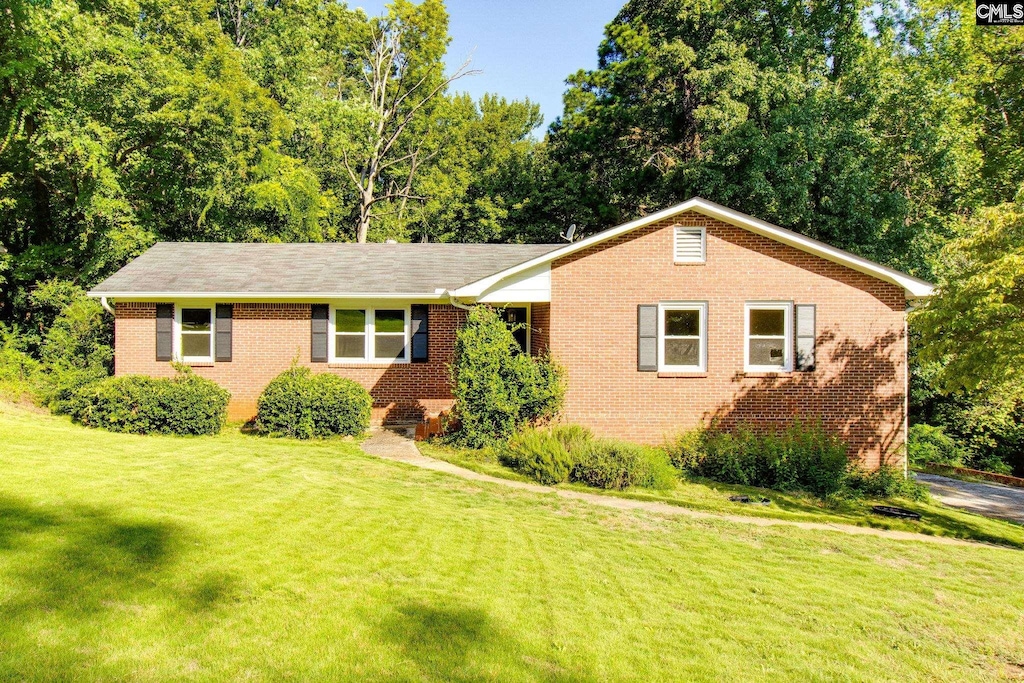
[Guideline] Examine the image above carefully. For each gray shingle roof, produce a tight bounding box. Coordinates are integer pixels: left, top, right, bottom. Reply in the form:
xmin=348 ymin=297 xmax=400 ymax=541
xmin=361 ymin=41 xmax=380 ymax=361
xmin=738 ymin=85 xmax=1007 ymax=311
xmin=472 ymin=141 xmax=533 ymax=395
xmin=89 ymin=242 xmax=562 ymax=297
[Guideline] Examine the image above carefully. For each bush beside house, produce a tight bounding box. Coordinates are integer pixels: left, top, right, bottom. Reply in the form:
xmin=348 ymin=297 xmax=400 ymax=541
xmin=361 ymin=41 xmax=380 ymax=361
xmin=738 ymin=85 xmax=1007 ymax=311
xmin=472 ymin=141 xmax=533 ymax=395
xmin=668 ymin=421 xmax=928 ymax=500
xmin=256 ymin=366 xmax=371 ymax=438
xmin=501 ymin=425 xmax=676 ymax=490
xmin=449 ymin=306 xmax=564 ymax=447
xmin=73 ymin=365 xmax=229 ymax=435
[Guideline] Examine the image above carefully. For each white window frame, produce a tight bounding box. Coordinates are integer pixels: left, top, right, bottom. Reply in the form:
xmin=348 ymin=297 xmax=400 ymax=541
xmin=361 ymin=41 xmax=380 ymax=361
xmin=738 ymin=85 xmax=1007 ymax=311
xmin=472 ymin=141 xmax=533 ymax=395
xmin=329 ymin=305 xmax=411 ymax=364
xmin=657 ymin=301 xmax=708 ymax=372
xmin=673 ymin=226 xmax=706 ymax=263
xmin=174 ymin=305 xmax=215 ymax=363
xmin=744 ymin=301 xmax=793 ymax=373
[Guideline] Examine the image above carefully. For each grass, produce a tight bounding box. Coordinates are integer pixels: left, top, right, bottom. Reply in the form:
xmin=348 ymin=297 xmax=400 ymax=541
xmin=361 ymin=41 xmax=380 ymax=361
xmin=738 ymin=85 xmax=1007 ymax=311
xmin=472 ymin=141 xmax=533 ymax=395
xmin=419 ymin=442 xmax=1024 ymax=549
xmin=0 ymin=402 xmax=1022 ymax=681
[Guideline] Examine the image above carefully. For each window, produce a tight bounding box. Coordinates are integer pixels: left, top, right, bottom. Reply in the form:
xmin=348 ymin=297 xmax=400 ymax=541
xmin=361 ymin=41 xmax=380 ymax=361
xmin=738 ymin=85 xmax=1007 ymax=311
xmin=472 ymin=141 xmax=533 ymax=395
xmin=745 ymin=302 xmax=792 ymax=372
xmin=673 ymin=227 xmax=706 ymax=263
xmin=335 ymin=309 xmax=367 ymax=359
xmin=331 ymin=307 xmax=409 ymax=363
xmin=373 ymin=309 xmax=407 ymax=360
xmin=178 ymin=307 xmax=214 ymax=362
xmin=658 ymin=302 xmax=707 ymax=372
xmin=499 ymin=307 xmax=529 ymax=353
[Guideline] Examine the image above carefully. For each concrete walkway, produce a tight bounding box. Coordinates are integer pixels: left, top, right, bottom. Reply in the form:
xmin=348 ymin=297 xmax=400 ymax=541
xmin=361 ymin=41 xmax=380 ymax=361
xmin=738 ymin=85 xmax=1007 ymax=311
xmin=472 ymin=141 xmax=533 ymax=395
xmin=360 ymin=428 xmax=992 ymax=548
xmin=915 ymin=473 xmax=1024 ymax=525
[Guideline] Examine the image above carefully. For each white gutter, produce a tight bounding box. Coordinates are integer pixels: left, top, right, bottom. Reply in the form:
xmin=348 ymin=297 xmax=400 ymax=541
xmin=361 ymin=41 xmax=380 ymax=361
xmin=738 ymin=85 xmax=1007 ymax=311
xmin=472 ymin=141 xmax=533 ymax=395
xmin=87 ymin=291 xmax=449 ymax=301
xmin=100 ymin=296 xmax=115 ymax=315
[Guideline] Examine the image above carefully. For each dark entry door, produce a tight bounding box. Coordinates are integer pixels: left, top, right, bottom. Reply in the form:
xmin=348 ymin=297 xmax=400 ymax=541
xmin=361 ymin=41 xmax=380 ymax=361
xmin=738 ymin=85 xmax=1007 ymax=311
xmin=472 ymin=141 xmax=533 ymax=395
xmin=500 ymin=307 xmax=528 ymax=354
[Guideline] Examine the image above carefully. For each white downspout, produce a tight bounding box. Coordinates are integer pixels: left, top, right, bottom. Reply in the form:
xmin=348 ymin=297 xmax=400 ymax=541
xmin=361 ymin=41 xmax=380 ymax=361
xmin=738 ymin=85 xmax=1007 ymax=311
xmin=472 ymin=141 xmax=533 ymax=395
xmin=444 ymin=290 xmax=473 ymax=311
xmin=100 ymin=296 xmax=115 ymax=315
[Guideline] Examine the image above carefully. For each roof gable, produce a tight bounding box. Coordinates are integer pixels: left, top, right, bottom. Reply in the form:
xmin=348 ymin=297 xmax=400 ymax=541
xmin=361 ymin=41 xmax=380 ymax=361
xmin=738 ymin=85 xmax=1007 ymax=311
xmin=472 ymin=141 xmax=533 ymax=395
xmin=452 ymin=198 xmax=935 ymax=299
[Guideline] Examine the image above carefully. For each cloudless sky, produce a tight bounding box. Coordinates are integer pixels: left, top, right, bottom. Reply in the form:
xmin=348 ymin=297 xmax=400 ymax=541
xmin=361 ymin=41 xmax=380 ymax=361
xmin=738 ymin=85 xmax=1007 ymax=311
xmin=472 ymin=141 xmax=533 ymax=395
xmin=352 ymin=0 xmax=625 ymax=131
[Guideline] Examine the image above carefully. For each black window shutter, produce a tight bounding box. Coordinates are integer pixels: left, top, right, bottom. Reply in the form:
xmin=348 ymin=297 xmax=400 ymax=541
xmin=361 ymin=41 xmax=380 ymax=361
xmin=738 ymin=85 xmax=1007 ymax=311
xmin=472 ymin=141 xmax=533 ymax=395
xmin=156 ymin=304 xmax=174 ymax=361
xmin=795 ymin=304 xmax=816 ymax=371
xmin=637 ymin=305 xmax=658 ymax=372
xmin=411 ymin=304 xmax=429 ymax=363
xmin=215 ymin=304 xmax=233 ymax=362
xmin=311 ymin=304 xmax=328 ymax=363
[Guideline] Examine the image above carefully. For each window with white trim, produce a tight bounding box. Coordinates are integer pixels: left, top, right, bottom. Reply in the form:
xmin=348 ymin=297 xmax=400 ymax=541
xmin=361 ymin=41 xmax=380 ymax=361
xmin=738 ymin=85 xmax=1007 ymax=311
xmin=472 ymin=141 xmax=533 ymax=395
xmin=673 ymin=226 xmax=706 ymax=263
xmin=658 ymin=302 xmax=707 ymax=372
xmin=744 ymin=302 xmax=793 ymax=372
xmin=178 ymin=307 xmax=214 ymax=362
xmin=331 ymin=307 xmax=409 ymax=363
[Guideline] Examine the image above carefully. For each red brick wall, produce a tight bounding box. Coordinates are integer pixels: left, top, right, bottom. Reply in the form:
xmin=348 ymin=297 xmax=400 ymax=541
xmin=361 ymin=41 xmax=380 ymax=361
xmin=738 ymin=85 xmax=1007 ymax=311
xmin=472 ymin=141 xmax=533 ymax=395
xmin=530 ymin=303 xmax=550 ymax=356
xmin=115 ymin=302 xmax=465 ymax=424
xmin=548 ymin=211 xmax=908 ymax=469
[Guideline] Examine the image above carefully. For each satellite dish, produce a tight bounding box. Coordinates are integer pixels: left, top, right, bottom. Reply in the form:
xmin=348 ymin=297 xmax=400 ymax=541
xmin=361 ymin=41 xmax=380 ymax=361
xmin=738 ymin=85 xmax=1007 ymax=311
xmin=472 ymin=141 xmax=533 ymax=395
xmin=560 ymin=224 xmax=577 ymax=242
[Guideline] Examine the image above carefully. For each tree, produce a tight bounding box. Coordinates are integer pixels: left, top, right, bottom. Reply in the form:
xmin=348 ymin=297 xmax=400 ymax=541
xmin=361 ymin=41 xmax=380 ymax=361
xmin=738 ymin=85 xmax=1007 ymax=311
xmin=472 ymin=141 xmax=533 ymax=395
xmin=341 ymin=0 xmax=477 ymax=242
xmin=0 ymin=0 xmax=326 ymax=313
xmin=915 ymin=200 xmax=1024 ymax=401
xmin=542 ymin=0 xmax=980 ymax=273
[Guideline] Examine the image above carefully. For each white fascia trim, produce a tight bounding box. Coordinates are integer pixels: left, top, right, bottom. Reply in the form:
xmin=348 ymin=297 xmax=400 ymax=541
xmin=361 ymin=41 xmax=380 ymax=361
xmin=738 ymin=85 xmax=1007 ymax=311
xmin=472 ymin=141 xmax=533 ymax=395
xmin=451 ymin=197 xmax=935 ymax=299
xmin=86 ymin=291 xmax=448 ymax=301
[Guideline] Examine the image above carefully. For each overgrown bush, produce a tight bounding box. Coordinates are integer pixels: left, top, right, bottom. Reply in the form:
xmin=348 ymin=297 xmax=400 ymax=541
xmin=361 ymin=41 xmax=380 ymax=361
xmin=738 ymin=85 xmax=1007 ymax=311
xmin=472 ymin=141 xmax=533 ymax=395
xmin=501 ymin=428 xmax=575 ymax=484
xmin=73 ymin=365 xmax=229 ymax=435
xmin=550 ymin=424 xmax=593 ymax=454
xmin=572 ymin=439 xmax=676 ymax=490
xmin=668 ymin=421 xmax=850 ymax=498
xmin=0 ymin=281 xmax=113 ymax=407
xmin=256 ymin=366 xmax=371 ymax=438
xmin=449 ymin=306 xmax=564 ymax=447
xmin=845 ymin=465 xmax=929 ymax=501
xmin=908 ymin=423 xmax=966 ymax=467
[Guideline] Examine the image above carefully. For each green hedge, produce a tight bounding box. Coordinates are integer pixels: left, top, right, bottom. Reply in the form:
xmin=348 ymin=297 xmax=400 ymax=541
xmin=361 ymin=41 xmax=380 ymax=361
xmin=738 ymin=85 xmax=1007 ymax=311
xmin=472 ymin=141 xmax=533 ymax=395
xmin=256 ymin=367 xmax=371 ymax=438
xmin=74 ymin=367 xmax=229 ymax=435
xmin=667 ymin=421 xmax=850 ymax=498
xmin=501 ymin=425 xmax=675 ymax=490
xmin=572 ymin=439 xmax=677 ymax=491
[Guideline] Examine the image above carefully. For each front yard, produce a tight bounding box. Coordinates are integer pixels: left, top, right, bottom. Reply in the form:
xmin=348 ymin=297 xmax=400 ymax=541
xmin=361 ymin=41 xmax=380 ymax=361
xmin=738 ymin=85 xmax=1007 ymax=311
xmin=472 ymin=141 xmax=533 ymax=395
xmin=419 ymin=443 xmax=1024 ymax=549
xmin=2 ymin=402 xmax=1023 ymax=681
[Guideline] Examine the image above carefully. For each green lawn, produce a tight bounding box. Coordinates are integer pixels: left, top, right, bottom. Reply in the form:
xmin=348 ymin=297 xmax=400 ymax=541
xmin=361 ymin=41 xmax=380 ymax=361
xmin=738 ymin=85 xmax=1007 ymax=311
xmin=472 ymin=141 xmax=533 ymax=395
xmin=2 ymin=403 xmax=1024 ymax=681
xmin=419 ymin=442 xmax=1024 ymax=549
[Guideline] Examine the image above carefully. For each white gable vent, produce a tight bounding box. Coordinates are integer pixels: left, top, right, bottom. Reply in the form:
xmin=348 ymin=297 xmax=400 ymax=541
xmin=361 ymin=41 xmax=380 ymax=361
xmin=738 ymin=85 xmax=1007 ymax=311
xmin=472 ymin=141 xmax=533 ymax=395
xmin=673 ymin=226 xmax=706 ymax=263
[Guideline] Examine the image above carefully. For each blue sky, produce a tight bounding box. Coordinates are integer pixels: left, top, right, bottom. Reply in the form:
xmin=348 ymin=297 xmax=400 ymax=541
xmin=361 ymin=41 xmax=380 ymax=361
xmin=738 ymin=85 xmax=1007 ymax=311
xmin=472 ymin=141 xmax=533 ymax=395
xmin=352 ymin=0 xmax=625 ymax=131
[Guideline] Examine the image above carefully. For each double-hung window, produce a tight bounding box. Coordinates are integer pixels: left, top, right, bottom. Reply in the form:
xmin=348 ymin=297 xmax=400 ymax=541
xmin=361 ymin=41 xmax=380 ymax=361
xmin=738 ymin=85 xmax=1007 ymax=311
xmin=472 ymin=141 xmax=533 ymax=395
xmin=745 ymin=302 xmax=793 ymax=372
xmin=331 ymin=307 xmax=409 ymax=363
xmin=658 ymin=302 xmax=707 ymax=372
xmin=178 ymin=307 xmax=214 ymax=362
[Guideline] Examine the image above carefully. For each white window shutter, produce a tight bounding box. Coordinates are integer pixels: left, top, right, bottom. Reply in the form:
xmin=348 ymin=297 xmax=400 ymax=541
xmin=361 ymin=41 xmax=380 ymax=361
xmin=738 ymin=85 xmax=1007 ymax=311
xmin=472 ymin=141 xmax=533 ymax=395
xmin=674 ymin=227 xmax=705 ymax=263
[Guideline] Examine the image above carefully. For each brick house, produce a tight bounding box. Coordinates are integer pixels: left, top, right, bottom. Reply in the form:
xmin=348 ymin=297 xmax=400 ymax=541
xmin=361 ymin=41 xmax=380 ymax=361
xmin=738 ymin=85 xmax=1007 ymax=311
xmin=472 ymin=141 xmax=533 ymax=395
xmin=89 ymin=198 xmax=933 ymax=468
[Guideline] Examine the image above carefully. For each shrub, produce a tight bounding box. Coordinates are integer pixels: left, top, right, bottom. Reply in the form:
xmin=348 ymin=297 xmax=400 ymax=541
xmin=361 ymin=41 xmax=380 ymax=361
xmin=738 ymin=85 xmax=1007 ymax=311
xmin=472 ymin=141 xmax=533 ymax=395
xmin=846 ymin=465 xmax=930 ymax=501
xmin=0 ymin=325 xmax=42 ymax=399
xmin=449 ymin=306 xmax=565 ymax=447
xmin=908 ymin=423 xmax=966 ymax=467
xmin=669 ymin=421 xmax=850 ymax=498
xmin=74 ymin=365 xmax=229 ymax=435
xmin=550 ymin=424 xmax=593 ymax=454
xmin=502 ymin=428 xmax=574 ymax=484
xmin=256 ymin=366 xmax=371 ymax=438
xmin=572 ymin=439 xmax=676 ymax=490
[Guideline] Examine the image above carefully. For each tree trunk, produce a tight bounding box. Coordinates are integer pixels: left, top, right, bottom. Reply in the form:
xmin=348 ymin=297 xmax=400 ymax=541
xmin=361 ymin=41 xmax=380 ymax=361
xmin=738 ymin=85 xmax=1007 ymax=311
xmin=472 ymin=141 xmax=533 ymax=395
xmin=356 ymin=189 xmax=372 ymax=243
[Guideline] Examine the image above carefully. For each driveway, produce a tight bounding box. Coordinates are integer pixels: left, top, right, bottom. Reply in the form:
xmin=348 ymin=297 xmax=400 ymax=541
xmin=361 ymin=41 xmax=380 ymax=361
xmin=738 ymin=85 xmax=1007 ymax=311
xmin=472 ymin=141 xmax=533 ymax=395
xmin=915 ymin=473 xmax=1024 ymax=525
